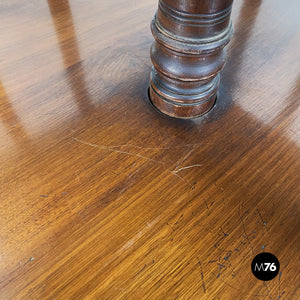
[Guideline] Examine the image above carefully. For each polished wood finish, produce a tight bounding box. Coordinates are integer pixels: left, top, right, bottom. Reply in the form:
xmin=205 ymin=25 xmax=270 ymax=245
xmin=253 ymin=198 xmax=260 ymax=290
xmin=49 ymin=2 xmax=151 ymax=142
xmin=149 ymin=0 xmax=233 ymax=118
xmin=0 ymin=0 xmax=300 ymax=299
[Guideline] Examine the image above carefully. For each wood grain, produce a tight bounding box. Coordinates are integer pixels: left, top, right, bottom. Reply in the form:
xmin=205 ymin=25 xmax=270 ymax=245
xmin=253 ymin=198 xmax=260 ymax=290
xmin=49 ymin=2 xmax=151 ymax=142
xmin=0 ymin=0 xmax=299 ymax=299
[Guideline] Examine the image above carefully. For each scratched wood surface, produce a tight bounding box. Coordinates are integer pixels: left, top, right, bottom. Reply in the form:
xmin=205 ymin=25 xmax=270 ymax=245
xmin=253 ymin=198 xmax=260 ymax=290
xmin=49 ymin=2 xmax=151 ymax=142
xmin=0 ymin=0 xmax=299 ymax=299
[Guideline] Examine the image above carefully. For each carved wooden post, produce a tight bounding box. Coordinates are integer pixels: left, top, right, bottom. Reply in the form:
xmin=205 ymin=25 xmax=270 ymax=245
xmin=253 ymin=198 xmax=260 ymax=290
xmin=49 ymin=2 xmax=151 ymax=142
xmin=149 ymin=0 xmax=233 ymax=118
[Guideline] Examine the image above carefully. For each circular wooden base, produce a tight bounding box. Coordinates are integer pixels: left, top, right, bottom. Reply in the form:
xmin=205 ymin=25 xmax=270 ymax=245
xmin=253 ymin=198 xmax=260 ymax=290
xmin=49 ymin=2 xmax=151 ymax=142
xmin=149 ymin=69 xmax=218 ymax=119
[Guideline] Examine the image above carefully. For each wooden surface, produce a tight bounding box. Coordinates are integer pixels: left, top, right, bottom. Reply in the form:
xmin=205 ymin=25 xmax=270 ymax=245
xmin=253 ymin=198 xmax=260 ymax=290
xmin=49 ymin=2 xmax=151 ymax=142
xmin=0 ymin=0 xmax=299 ymax=299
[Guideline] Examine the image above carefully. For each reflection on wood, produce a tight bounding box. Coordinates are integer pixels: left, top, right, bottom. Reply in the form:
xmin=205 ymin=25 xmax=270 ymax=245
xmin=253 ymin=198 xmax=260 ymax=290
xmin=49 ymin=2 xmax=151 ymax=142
xmin=47 ymin=0 xmax=93 ymax=113
xmin=0 ymin=81 xmax=31 ymax=146
xmin=0 ymin=0 xmax=299 ymax=299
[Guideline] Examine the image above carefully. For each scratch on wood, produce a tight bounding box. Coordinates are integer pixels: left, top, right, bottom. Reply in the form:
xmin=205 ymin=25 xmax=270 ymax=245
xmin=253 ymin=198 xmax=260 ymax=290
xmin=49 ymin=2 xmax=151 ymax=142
xmin=220 ymin=226 xmax=229 ymax=237
xmin=278 ymin=271 xmax=282 ymax=299
xmin=72 ymin=137 xmax=193 ymax=188
xmin=135 ymin=264 xmax=147 ymax=276
xmin=167 ymin=222 xmax=175 ymax=232
xmin=197 ymin=258 xmax=206 ymax=293
xmin=173 ymin=164 xmax=203 ymax=173
xmin=71 ymin=137 xmax=211 ymax=151
xmin=263 ymin=282 xmax=270 ymax=295
xmin=75 ymin=172 xmax=81 ymax=183
xmin=73 ymin=137 xmax=159 ymax=162
xmin=223 ymin=253 xmax=231 ymax=261
xmin=214 ymin=227 xmax=231 ymax=252
xmin=97 ymin=143 xmax=200 ymax=151
xmin=23 ymin=257 xmax=35 ymax=267
xmin=119 ymin=217 xmax=160 ymax=253
xmin=107 ymin=144 xmax=173 ymax=150
xmin=217 ymin=263 xmax=226 ymax=268
xmin=216 ymin=263 xmax=226 ymax=278
xmin=218 ymin=278 xmax=265 ymax=297
xmin=174 ymin=214 xmax=184 ymax=225
xmin=204 ymin=200 xmax=209 ymax=210
xmin=238 ymin=207 xmax=254 ymax=255
xmin=170 ymin=170 xmax=193 ymax=188
xmin=173 ymin=145 xmax=195 ymax=170
xmin=256 ymin=208 xmax=267 ymax=226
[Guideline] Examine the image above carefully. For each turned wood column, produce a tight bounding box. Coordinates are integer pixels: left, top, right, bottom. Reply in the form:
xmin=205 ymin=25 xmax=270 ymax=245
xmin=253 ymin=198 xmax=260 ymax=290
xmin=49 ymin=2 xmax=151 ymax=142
xmin=149 ymin=0 xmax=233 ymax=118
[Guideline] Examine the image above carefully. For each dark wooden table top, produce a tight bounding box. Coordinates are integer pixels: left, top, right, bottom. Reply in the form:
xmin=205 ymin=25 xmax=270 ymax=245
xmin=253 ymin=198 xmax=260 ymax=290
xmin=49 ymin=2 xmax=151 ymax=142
xmin=0 ymin=0 xmax=299 ymax=299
